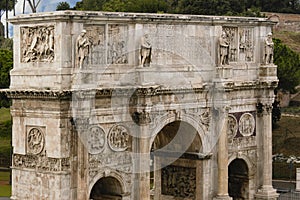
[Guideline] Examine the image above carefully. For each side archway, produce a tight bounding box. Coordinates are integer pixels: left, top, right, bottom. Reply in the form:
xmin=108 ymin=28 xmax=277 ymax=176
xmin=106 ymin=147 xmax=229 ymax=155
xmin=89 ymin=176 xmax=123 ymax=200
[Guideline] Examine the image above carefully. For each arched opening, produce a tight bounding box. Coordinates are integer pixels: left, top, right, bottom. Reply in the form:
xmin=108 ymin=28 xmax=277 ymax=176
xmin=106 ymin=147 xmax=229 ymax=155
xmin=150 ymin=121 xmax=203 ymax=199
xmin=90 ymin=176 xmax=123 ymax=200
xmin=228 ymin=159 xmax=249 ymax=200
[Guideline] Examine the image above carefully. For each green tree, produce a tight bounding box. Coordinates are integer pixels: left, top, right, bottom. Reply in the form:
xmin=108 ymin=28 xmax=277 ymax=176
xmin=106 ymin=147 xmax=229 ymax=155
xmin=0 ymin=49 xmax=13 ymax=108
xmin=274 ymin=38 xmax=300 ymax=93
xmin=74 ymin=0 xmax=108 ymax=11
xmin=56 ymin=1 xmax=71 ymax=11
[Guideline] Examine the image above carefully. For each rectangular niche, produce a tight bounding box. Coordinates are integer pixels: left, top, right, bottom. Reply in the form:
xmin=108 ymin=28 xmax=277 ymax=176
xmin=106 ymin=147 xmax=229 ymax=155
xmin=161 ymin=165 xmax=196 ymax=199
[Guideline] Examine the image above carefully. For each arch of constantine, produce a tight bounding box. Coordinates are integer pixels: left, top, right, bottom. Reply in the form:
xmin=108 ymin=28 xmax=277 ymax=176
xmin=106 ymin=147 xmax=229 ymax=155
xmin=4 ymin=11 xmax=279 ymax=200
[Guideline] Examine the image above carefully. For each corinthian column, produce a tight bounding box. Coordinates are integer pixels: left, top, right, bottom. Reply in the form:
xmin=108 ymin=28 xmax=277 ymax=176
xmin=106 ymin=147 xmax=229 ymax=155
xmin=255 ymin=103 xmax=279 ymax=200
xmin=214 ymin=108 xmax=232 ymax=200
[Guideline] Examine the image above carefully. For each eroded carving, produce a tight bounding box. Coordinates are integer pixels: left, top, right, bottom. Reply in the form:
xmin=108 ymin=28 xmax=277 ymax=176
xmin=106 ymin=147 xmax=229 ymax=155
xmin=140 ymin=33 xmax=152 ymax=67
xmin=108 ymin=25 xmax=128 ymax=64
xmin=76 ymin=29 xmax=91 ymax=69
xmin=27 ymin=127 xmax=45 ymax=155
xmin=239 ymin=113 xmax=255 ymax=137
xmin=223 ymin=27 xmax=238 ymax=62
xmin=162 ymin=165 xmax=196 ymax=198
xmin=264 ymin=32 xmax=274 ymax=64
xmin=88 ymin=125 xmax=106 ymax=154
xmin=108 ymin=125 xmax=130 ymax=152
xmin=21 ymin=26 xmax=55 ymax=62
xmin=229 ymin=136 xmax=256 ymax=149
xmin=13 ymin=153 xmax=70 ymax=172
xmin=219 ymin=31 xmax=230 ymax=65
xmin=239 ymin=28 xmax=254 ymax=62
xmin=228 ymin=114 xmax=238 ymax=139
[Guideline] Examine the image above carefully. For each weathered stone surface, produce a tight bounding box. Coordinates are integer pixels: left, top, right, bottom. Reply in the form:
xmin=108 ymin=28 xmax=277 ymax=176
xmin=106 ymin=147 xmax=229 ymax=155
xmin=5 ymin=11 xmax=279 ymax=200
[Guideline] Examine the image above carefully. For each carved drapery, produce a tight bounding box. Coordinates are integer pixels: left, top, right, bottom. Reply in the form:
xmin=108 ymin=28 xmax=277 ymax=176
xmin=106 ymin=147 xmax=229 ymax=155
xmin=161 ymin=165 xmax=196 ymax=198
xmin=21 ymin=25 xmax=55 ymax=63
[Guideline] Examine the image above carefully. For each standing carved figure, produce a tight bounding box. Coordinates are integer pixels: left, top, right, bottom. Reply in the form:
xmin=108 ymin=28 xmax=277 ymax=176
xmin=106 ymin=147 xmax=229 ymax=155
xmin=264 ymin=32 xmax=274 ymax=64
xmin=219 ymin=31 xmax=230 ymax=65
xmin=76 ymin=29 xmax=91 ymax=69
xmin=140 ymin=34 xmax=152 ymax=67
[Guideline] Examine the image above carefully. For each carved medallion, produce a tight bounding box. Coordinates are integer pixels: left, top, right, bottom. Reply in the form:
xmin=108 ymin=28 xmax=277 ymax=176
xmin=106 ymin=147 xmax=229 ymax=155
xmin=108 ymin=125 xmax=130 ymax=152
xmin=87 ymin=126 xmax=106 ymax=154
xmin=239 ymin=113 xmax=255 ymax=137
xmin=27 ymin=127 xmax=45 ymax=155
xmin=228 ymin=114 xmax=238 ymax=139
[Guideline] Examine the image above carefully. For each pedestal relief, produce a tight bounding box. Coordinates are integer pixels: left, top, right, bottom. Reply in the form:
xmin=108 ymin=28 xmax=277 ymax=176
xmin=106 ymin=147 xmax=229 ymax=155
xmin=88 ymin=125 xmax=106 ymax=154
xmin=26 ymin=127 xmax=45 ymax=155
xmin=21 ymin=25 xmax=55 ymax=63
xmin=161 ymin=165 xmax=196 ymax=199
xmin=108 ymin=125 xmax=130 ymax=152
xmin=239 ymin=113 xmax=255 ymax=137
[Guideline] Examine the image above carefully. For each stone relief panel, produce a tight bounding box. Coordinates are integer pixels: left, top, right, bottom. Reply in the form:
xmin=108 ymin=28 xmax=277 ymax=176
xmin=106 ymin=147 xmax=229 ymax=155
xmin=239 ymin=28 xmax=254 ymax=62
xmin=161 ymin=165 xmax=196 ymax=199
xmin=13 ymin=153 xmax=70 ymax=172
xmin=87 ymin=125 xmax=106 ymax=154
xmin=20 ymin=25 xmax=55 ymax=63
xmin=88 ymin=151 xmax=132 ymax=183
xmin=26 ymin=127 xmax=45 ymax=155
xmin=239 ymin=113 xmax=255 ymax=137
xmin=84 ymin=25 xmax=105 ymax=65
xmin=108 ymin=124 xmax=131 ymax=152
xmin=229 ymin=136 xmax=257 ymax=150
xmin=107 ymin=24 xmax=128 ymax=64
xmin=228 ymin=114 xmax=238 ymax=140
xmin=223 ymin=27 xmax=238 ymax=62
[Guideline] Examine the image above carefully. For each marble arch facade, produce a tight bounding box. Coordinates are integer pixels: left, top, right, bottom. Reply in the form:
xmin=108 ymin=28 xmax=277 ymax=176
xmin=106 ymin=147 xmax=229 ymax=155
xmin=3 ymin=11 xmax=279 ymax=200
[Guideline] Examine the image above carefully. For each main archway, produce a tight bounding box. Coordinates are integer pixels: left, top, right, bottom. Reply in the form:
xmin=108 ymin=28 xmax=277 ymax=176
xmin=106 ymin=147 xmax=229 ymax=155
xmin=150 ymin=121 xmax=204 ymax=199
xmin=90 ymin=176 xmax=123 ymax=200
xmin=228 ymin=159 xmax=249 ymax=200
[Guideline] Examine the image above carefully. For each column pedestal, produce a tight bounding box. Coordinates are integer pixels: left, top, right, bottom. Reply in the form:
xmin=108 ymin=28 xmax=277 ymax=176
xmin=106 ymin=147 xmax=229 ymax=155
xmin=255 ymin=185 xmax=279 ymax=200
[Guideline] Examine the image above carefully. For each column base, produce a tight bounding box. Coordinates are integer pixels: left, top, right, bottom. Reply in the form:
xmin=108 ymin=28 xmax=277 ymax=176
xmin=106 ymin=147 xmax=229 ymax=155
xmin=213 ymin=194 xmax=232 ymax=200
xmin=255 ymin=185 xmax=279 ymax=200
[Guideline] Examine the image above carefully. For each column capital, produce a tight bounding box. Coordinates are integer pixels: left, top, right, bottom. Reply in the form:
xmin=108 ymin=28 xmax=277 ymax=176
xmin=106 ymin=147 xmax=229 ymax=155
xmin=256 ymin=103 xmax=272 ymax=116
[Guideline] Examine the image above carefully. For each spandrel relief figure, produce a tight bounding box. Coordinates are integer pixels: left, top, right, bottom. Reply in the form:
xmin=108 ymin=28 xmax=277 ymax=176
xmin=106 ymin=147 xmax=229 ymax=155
xmin=140 ymin=33 xmax=152 ymax=67
xmin=219 ymin=31 xmax=230 ymax=65
xmin=76 ymin=29 xmax=91 ymax=69
xmin=264 ymin=32 xmax=274 ymax=65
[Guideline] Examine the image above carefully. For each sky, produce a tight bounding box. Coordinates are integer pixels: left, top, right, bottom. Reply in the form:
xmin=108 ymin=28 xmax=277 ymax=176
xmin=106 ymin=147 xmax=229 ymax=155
xmin=2 ymin=0 xmax=81 ymax=37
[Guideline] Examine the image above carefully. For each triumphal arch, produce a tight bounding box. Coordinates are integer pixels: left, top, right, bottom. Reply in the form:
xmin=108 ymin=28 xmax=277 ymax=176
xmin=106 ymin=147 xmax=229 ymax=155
xmin=5 ymin=11 xmax=279 ymax=200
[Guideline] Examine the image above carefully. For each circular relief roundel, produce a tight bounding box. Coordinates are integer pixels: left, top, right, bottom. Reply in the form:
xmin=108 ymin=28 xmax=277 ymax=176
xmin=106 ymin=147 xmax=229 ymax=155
xmin=108 ymin=125 xmax=130 ymax=152
xmin=239 ymin=113 xmax=255 ymax=137
xmin=27 ymin=128 xmax=45 ymax=155
xmin=88 ymin=126 xmax=106 ymax=154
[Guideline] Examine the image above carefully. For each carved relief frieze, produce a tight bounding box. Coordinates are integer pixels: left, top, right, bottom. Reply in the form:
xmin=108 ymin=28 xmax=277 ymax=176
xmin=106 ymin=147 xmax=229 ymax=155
xmin=84 ymin=25 xmax=105 ymax=65
xmin=228 ymin=136 xmax=256 ymax=150
xmin=88 ymin=151 xmax=132 ymax=182
xmin=21 ymin=25 xmax=55 ymax=63
xmin=239 ymin=28 xmax=254 ymax=62
xmin=87 ymin=125 xmax=106 ymax=154
xmin=13 ymin=153 xmax=70 ymax=172
xmin=108 ymin=124 xmax=131 ymax=152
xmin=239 ymin=113 xmax=255 ymax=137
xmin=223 ymin=27 xmax=238 ymax=62
xmin=26 ymin=127 xmax=45 ymax=155
xmin=107 ymin=24 xmax=128 ymax=64
xmin=161 ymin=165 xmax=196 ymax=198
